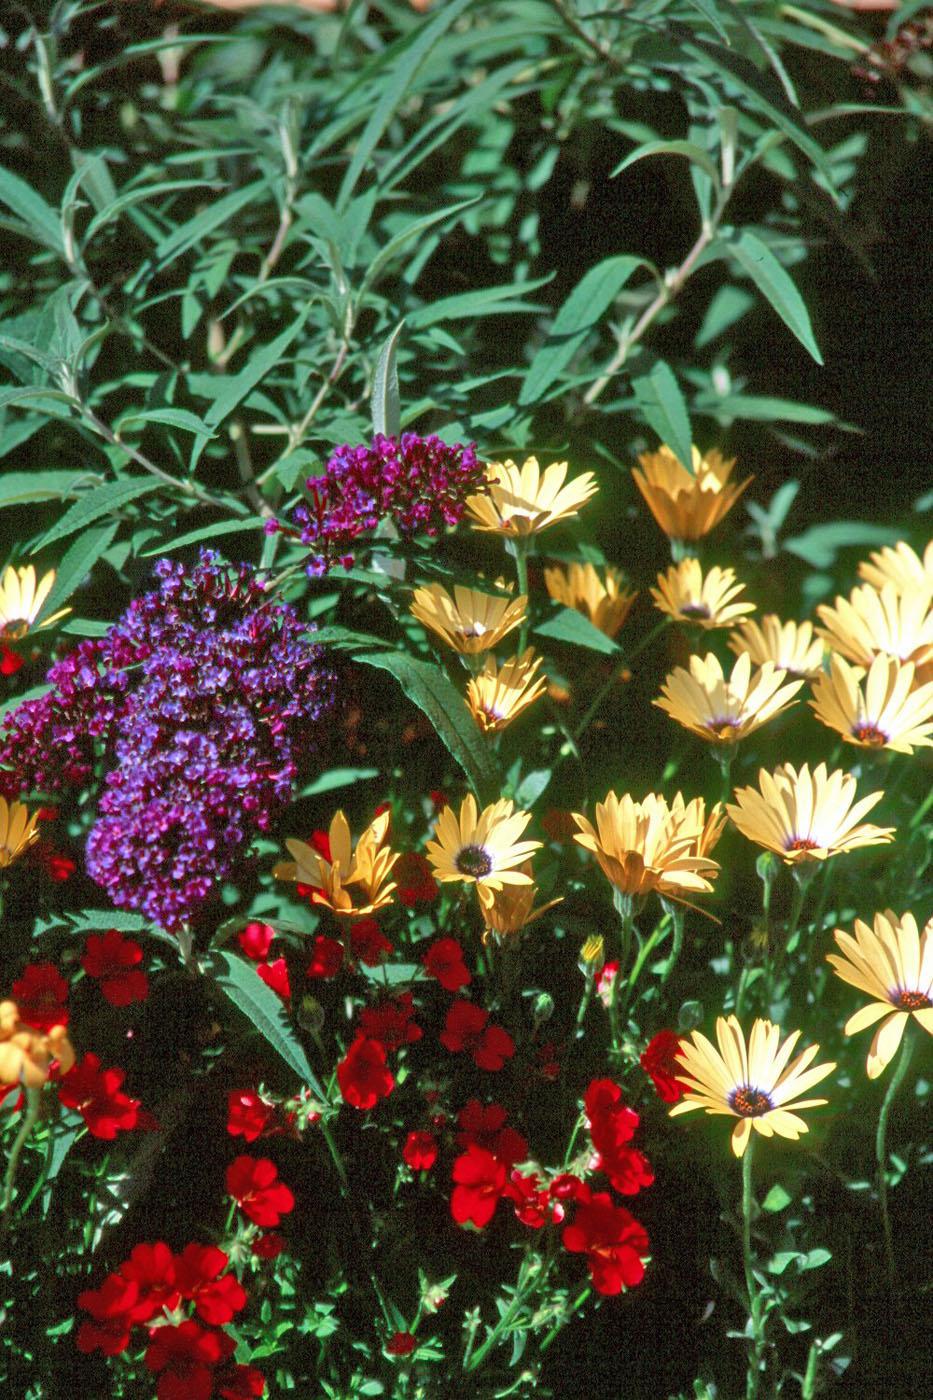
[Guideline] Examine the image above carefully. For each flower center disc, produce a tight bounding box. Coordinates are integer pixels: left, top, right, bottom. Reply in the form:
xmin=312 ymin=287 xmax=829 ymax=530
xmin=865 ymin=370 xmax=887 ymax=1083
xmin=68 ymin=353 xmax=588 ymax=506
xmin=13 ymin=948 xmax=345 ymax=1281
xmin=729 ymin=1085 xmax=774 ymax=1118
xmin=679 ymin=603 xmax=711 ymax=620
xmin=787 ymin=836 xmax=820 ymax=852
xmin=893 ymin=988 xmax=932 ymax=1012
xmin=852 ymin=722 xmax=887 ymax=746
xmin=455 ymin=844 xmax=493 ymax=878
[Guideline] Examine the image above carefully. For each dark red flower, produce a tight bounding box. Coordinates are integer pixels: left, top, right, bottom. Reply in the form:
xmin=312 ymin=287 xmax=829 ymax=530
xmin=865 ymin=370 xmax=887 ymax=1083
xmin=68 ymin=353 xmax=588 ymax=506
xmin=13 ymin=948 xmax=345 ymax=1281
xmin=535 ymin=1042 xmax=561 ymax=1082
xmin=562 ymin=1192 xmax=650 ymax=1295
xmin=309 ymin=829 xmax=332 ymax=862
xmin=549 ymin=1173 xmax=589 ymax=1203
xmin=238 ymin=922 xmax=275 ymax=961
xmin=402 ymin=1130 xmax=438 ymax=1171
xmin=227 ymin=1090 xmax=277 ymax=1143
xmin=395 ymin=852 xmax=438 ymax=907
xmin=76 ymin=1273 xmax=140 ymax=1355
xmin=58 ymin=1053 xmax=144 ymax=1139
xmin=584 ymin=1078 xmax=654 ymax=1197
xmin=120 ymin=1241 xmax=180 ymax=1323
xmin=1 ymin=642 xmax=23 ymax=676
xmin=429 ymin=790 xmax=448 ymax=811
xmin=440 ymin=1001 xmax=514 ymax=1071
xmin=450 ymin=1144 xmax=507 ymax=1228
xmin=81 ymin=930 xmax=149 ymax=1006
xmin=174 ymin=1243 xmax=247 ymax=1326
xmin=256 ymin=957 xmax=291 ymax=1002
xmin=216 ymin=1364 xmax=266 ymax=1399
xmin=640 ymin=1029 xmax=687 ymax=1104
xmin=11 ymin=962 xmax=69 ymax=1032
xmin=144 ymin=1319 xmax=233 ymax=1400
xmin=30 ymin=840 xmax=76 ymax=882
xmin=386 ymin=1330 xmax=417 ymax=1356
xmin=337 ymin=1035 xmax=394 ymax=1110
xmin=226 ymin=1156 xmax=295 ymax=1227
xmin=455 ymin=1099 xmax=527 ymax=1168
xmin=306 ymin=934 xmax=344 ymax=979
xmin=349 ymin=919 xmax=393 ymax=967
xmin=596 ymin=961 xmax=620 ymax=1007
xmin=251 ymin=1231 xmax=285 ymax=1260
xmin=359 ymin=992 xmax=422 ymax=1051
xmin=422 ymin=937 xmax=471 ymax=993
xmin=504 ymin=1171 xmax=563 ymax=1229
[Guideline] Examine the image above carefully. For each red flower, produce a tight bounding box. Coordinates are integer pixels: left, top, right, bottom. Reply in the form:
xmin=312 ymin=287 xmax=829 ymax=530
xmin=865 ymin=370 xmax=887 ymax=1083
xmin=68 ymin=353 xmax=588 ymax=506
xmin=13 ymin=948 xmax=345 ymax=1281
xmin=256 ymin=957 xmax=291 ymax=1002
xmin=58 ymin=1053 xmax=145 ymax=1139
xmin=144 ymin=1319 xmax=233 ymax=1400
xmin=227 ymin=1090 xmax=277 ymax=1144
xmin=640 ymin=1029 xmax=687 ymax=1104
xmin=337 ymin=1035 xmax=395 ymax=1110
xmin=226 ymin=1156 xmax=295 ymax=1227
xmin=309 ymin=829 xmax=332 ymax=861
xmin=535 ymin=1042 xmax=561 ymax=1082
xmin=549 ymin=1173 xmax=589 ymax=1203
xmin=76 ymin=1273 xmax=139 ymax=1355
xmin=504 ymin=1171 xmax=563 ymax=1229
xmin=349 ymin=919 xmax=393 ymax=967
xmin=395 ymin=852 xmax=438 ymax=907
xmin=455 ymin=1099 xmax=527 ymax=1167
xmin=359 ymin=992 xmax=422 ymax=1051
xmin=81 ymin=930 xmax=149 ymax=1006
xmin=402 ymin=1130 xmax=438 ymax=1171
xmin=174 ymin=1243 xmax=247 ymax=1326
xmin=422 ymin=938 xmax=471 ymax=993
xmin=429 ymin=790 xmax=448 ymax=811
xmin=386 ymin=1330 xmax=417 ymax=1356
xmin=596 ymin=961 xmax=620 ymax=1007
xmin=306 ymin=934 xmax=344 ymax=980
xmin=216 ymin=1364 xmax=266 ymax=1399
xmin=251 ymin=1231 xmax=285 ymax=1260
xmin=584 ymin=1078 xmax=654 ymax=1197
xmin=11 ymin=962 xmax=69 ymax=1032
xmin=238 ymin=922 xmax=275 ymax=961
xmin=120 ymin=1241 xmax=180 ymax=1322
xmin=562 ymin=1192 xmax=650 ymax=1295
xmin=440 ymin=1001 xmax=514 ymax=1071
xmin=1 ymin=641 xmax=23 ymax=676
xmin=450 ymin=1144 xmax=507 ymax=1228
xmin=30 ymin=840 xmax=76 ymax=882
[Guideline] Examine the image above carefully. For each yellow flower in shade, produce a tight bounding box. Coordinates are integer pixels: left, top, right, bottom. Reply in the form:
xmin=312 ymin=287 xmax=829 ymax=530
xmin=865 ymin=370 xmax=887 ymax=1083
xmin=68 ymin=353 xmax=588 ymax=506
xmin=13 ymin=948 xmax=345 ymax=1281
xmin=0 ymin=797 xmax=41 ymax=869
xmin=276 ymin=810 xmax=399 ymax=918
xmin=465 ymin=457 xmax=598 ymax=537
xmin=728 ymin=615 xmax=824 ymax=681
xmin=479 ymin=863 xmax=563 ymax=939
xmin=0 ymin=1000 xmax=75 ymax=1088
xmin=827 ymin=911 xmax=933 ymax=1079
xmin=410 ymin=583 xmax=526 ymax=655
xmin=810 ymin=653 xmax=933 ymax=754
xmin=571 ymin=790 xmax=722 ymax=904
xmin=815 ymin=582 xmax=933 ymax=671
xmin=654 ymin=651 xmax=804 ymax=745
xmin=726 ymin=762 xmax=894 ymax=865
xmin=543 ymin=562 xmax=637 ymax=639
xmin=466 ymin=649 xmax=547 ymax=734
xmin=650 ymin=559 xmax=754 ymax=630
xmin=0 ymin=565 xmax=70 ymax=640
xmin=425 ymin=794 xmax=542 ymax=906
xmin=632 ymin=444 xmax=752 ymax=542
xmin=670 ymin=1015 xmax=835 ymax=1157
xmin=857 ymin=540 xmax=933 ymax=597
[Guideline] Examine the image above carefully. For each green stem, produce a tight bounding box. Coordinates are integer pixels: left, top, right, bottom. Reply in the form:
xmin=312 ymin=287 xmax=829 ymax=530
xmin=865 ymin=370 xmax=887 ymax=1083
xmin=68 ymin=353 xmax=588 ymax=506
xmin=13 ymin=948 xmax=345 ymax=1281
xmin=742 ymin=1139 xmax=767 ymax=1398
xmin=463 ymin=1257 xmax=533 ymax=1372
xmin=511 ymin=537 xmax=531 ymax=652
xmin=876 ymin=1027 xmax=915 ymax=1291
xmin=657 ymin=907 xmax=683 ymax=988
xmin=1 ymin=1086 xmax=43 ymax=1223
xmin=538 ymin=1284 xmax=592 ymax=1354
xmin=715 ymin=744 xmax=735 ymax=805
xmin=768 ymin=864 xmax=815 ymax=1007
xmin=573 ymin=619 xmax=669 ymax=742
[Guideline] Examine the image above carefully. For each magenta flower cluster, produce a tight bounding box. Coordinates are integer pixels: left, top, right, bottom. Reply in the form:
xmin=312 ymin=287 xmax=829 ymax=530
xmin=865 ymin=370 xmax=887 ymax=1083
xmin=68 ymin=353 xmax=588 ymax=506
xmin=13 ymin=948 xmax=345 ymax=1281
xmin=1 ymin=554 xmax=337 ymax=932
xmin=281 ymin=433 xmax=485 ymax=575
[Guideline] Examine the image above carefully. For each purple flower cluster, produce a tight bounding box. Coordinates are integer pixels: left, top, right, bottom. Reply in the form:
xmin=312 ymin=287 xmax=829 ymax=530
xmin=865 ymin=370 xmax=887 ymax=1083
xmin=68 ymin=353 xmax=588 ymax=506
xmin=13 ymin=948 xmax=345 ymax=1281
xmin=1 ymin=553 xmax=337 ymax=932
xmin=283 ymin=433 xmax=486 ymax=575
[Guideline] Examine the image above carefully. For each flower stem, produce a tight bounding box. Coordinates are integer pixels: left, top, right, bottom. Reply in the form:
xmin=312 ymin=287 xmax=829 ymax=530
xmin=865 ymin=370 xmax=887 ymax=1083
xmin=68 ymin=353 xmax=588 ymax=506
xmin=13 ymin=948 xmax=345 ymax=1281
xmin=538 ymin=1284 xmax=592 ymax=1354
xmin=573 ymin=618 xmax=669 ymax=742
xmin=876 ymin=1027 xmax=915 ymax=1291
xmin=1 ymin=1086 xmax=43 ymax=1223
xmin=511 ymin=537 xmax=531 ymax=651
xmin=657 ymin=906 xmax=683 ymax=988
xmin=741 ymin=1139 xmax=767 ymax=1398
xmin=463 ymin=1255 xmax=534 ymax=1372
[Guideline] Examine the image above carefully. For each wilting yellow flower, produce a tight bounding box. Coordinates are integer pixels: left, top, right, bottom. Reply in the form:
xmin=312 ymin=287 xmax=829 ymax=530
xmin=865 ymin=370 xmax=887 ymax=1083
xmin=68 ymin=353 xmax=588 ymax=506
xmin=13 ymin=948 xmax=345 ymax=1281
xmin=0 ymin=797 xmax=40 ymax=869
xmin=0 ymin=1000 xmax=75 ymax=1088
xmin=654 ymin=651 xmax=803 ymax=745
xmin=670 ymin=1015 xmax=835 ymax=1157
xmin=479 ymin=863 xmax=563 ymax=938
xmin=726 ymin=762 xmax=894 ymax=865
xmin=729 ymin=615 xmax=824 ymax=680
xmin=810 ymin=653 xmax=933 ymax=754
xmin=425 ymin=794 xmax=542 ymax=906
xmin=572 ymin=790 xmax=722 ymax=904
xmin=815 ymin=582 xmax=933 ymax=671
xmin=276 ymin=810 xmax=399 ymax=918
xmin=465 ymin=457 xmax=598 ymax=537
xmin=651 ymin=559 xmax=754 ymax=630
xmin=632 ymin=444 xmax=752 ymax=542
xmin=466 ymin=649 xmax=547 ymax=733
xmin=857 ymin=540 xmax=933 ymax=597
xmin=543 ymin=562 xmax=636 ymax=639
xmin=828 ymin=911 xmax=932 ymax=1079
xmin=410 ymin=583 xmax=526 ymax=655
xmin=0 ymin=565 xmax=70 ymax=640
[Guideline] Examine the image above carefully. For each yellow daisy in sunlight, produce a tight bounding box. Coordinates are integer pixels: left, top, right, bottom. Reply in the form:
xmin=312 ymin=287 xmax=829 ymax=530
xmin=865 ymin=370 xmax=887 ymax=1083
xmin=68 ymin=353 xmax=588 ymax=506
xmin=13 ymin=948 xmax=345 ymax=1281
xmin=465 ymin=457 xmax=598 ymax=537
xmin=632 ymin=444 xmax=752 ymax=542
xmin=828 ymin=911 xmax=933 ymax=1079
xmin=810 ymin=653 xmax=933 ymax=754
xmin=466 ymin=649 xmax=547 ymax=734
xmin=729 ymin=615 xmax=825 ymax=681
xmin=543 ymin=562 xmax=637 ymax=639
xmin=572 ymin=790 xmax=721 ymax=903
xmin=479 ymin=863 xmax=563 ymax=939
xmin=857 ymin=540 xmax=933 ymax=597
xmin=410 ymin=582 xmax=526 ymax=655
xmin=0 ymin=565 xmax=70 ymax=640
xmin=0 ymin=797 xmax=41 ymax=869
xmin=670 ymin=1015 xmax=835 ymax=1157
xmin=0 ymin=1000 xmax=75 ymax=1088
xmin=425 ymin=795 xmax=542 ymax=906
xmin=815 ymin=581 xmax=933 ymax=671
xmin=726 ymin=762 xmax=894 ymax=865
xmin=654 ymin=651 xmax=804 ymax=745
xmin=276 ymin=810 xmax=399 ymax=918
xmin=650 ymin=559 xmax=755 ymax=630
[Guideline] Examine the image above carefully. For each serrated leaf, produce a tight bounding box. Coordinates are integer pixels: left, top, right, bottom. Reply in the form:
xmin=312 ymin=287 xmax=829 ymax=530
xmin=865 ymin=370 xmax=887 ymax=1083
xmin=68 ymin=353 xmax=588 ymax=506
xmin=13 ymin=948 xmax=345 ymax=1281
xmin=37 ymin=479 xmax=161 ymax=548
xmin=727 ymin=231 xmax=822 ymax=363
xmin=207 ymin=950 xmax=325 ymax=1097
xmin=631 ymin=361 xmax=693 ymax=473
xmin=140 ymin=517 xmax=263 ymax=557
xmin=0 ymin=469 xmax=93 ymax=509
xmin=534 ymin=607 xmax=619 ymax=656
xmin=40 ymin=523 xmax=118 ymax=617
xmin=371 ymin=321 xmax=405 ymax=438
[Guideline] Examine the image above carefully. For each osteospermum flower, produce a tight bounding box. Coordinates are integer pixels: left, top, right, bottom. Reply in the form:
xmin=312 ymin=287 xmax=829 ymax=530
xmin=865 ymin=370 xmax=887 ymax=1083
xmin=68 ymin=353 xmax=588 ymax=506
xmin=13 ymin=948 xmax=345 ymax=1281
xmin=827 ymin=911 xmax=933 ymax=1078
xmin=464 ymin=457 xmax=598 ymax=537
xmin=410 ymin=582 xmax=526 ymax=655
xmin=0 ymin=999 xmax=75 ymax=1087
xmin=479 ymin=863 xmax=562 ymax=938
xmin=572 ymin=790 xmax=722 ymax=904
xmin=726 ymin=762 xmax=895 ymax=864
xmin=857 ymin=539 xmax=933 ymax=596
xmin=810 ymin=654 xmax=933 ymax=754
xmin=654 ymin=651 xmax=803 ymax=745
xmin=815 ymin=581 xmax=933 ymax=670
xmin=425 ymin=794 xmax=541 ymax=907
xmin=632 ymin=443 xmax=751 ymax=542
xmin=0 ymin=796 xmax=40 ymax=868
xmin=276 ymin=810 xmax=399 ymax=918
xmin=0 ymin=564 xmax=70 ymax=639
xmin=466 ymin=649 xmax=547 ymax=733
xmin=543 ymin=562 xmax=636 ymax=639
xmin=670 ymin=1016 xmax=836 ymax=1157
xmin=651 ymin=560 xmax=755 ymax=630
xmin=729 ymin=615 xmax=825 ymax=680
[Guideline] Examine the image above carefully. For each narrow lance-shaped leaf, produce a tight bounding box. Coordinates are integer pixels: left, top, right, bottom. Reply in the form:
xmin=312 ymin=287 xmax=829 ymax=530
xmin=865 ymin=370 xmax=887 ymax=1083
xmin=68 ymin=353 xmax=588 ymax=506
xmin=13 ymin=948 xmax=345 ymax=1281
xmin=631 ymin=361 xmax=694 ymax=474
xmin=371 ymin=321 xmax=405 ymax=438
xmin=726 ymin=230 xmax=823 ymax=364
xmin=207 ymin=950 xmax=325 ymax=1099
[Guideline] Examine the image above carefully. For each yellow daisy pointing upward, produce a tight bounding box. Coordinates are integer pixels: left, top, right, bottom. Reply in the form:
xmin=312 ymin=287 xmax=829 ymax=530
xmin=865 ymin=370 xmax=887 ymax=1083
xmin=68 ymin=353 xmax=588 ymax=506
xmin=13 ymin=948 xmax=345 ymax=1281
xmin=425 ymin=794 xmax=542 ymax=907
xmin=0 ymin=565 xmax=70 ymax=640
xmin=0 ymin=797 xmax=41 ymax=869
xmin=857 ymin=540 xmax=933 ymax=596
xmin=571 ymin=790 xmax=722 ymax=904
xmin=543 ymin=562 xmax=636 ymax=639
xmin=729 ymin=615 xmax=824 ymax=681
xmin=828 ymin=911 xmax=933 ymax=1078
xmin=466 ymin=649 xmax=547 ymax=733
xmin=465 ymin=457 xmax=598 ymax=537
xmin=810 ymin=654 xmax=933 ymax=754
xmin=651 ymin=559 xmax=754 ymax=630
xmin=815 ymin=581 xmax=933 ymax=670
xmin=726 ymin=762 xmax=894 ymax=865
xmin=632 ymin=444 xmax=751 ymax=542
xmin=276 ymin=810 xmax=399 ymax=918
xmin=410 ymin=583 xmax=526 ymax=655
xmin=654 ymin=651 xmax=803 ymax=745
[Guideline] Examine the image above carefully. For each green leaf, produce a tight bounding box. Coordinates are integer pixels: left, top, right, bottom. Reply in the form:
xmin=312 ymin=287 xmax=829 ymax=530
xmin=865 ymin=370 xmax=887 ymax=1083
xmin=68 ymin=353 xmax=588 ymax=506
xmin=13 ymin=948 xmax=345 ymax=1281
xmin=534 ymin=607 xmax=619 ymax=656
xmin=762 ymin=1184 xmax=793 ymax=1213
xmin=41 ymin=523 xmax=119 ymax=617
xmin=83 ymin=178 xmax=223 ymax=241
xmin=115 ymin=407 xmax=214 ymax=438
xmin=0 ymin=682 xmax=52 ymax=722
xmin=695 ymin=285 xmax=755 ymax=348
xmin=199 ymin=307 xmax=312 ymax=446
xmin=37 ymin=479 xmax=161 ymax=548
xmin=206 ymin=950 xmax=325 ymax=1098
xmin=631 ymin=361 xmax=693 ymax=473
xmin=310 ymin=625 xmax=396 ymax=651
xmin=407 ymin=276 xmax=552 ymax=330
xmin=0 ymin=163 xmax=64 ymax=254
xmin=371 ymin=321 xmax=405 ymax=438
xmin=300 ymin=767 xmax=381 ymax=798
xmin=0 ymin=469 xmax=93 ymax=509
xmin=361 ymin=197 xmax=479 ymax=294
xmin=611 ymin=140 xmax=720 ymax=188
xmin=153 ymin=179 xmax=267 ymax=268
xmin=783 ymin=522 xmax=899 ymax=569
xmin=140 ymin=517 xmax=263 ymax=556
xmin=727 ymin=231 xmax=822 ymax=363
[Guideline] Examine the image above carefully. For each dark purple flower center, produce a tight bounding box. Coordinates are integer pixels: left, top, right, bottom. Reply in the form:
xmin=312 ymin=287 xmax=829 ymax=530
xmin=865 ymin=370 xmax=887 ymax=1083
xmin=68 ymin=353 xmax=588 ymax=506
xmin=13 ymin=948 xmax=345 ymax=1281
xmin=729 ymin=1086 xmax=774 ymax=1118
xmin=455 ymin=845 xmax=493 ymax=878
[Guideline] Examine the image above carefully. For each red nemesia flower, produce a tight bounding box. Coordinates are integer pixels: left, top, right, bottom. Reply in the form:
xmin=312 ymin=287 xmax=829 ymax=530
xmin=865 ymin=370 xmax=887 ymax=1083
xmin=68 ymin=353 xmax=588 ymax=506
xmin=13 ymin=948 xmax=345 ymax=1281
xmin=640 ymin=1029 xmax=687 ymax=1104
xmin=504 ymin=1170 xmax=563 ymax=1229
xmin=549 ymin=1173 xmax=589 ymax=1203
xmin=120 ymin=1241 xmax=180 ymax=1322
xmin=349 ymin=919 xmax=393 ymax=966
xmin=535 ymin=1042 xmax=561 ymax=1082
xmin=81 ymin=930 xmax=149 ymax=1006
xmin=238 ymin=922 xmax=275 ymax=961
xmin=58 ymin=1053 xmax=145 ymax=1139
xmin=216 ymin=1364 xmax=267 ymax=1399
xmin=395 ymin=852 xmax=438 ymax=907
xmin=402 ymin=1130 xmax=438 ymax=1171
xmin=226 ymin=1156 xmax=295 ymax=1227
xmin=429 ymin=790 xmax=448 ymax=811
xmin=257 ymin=957 xmax=291 ymax=1002
xmin=252 ymin=1231 xmax=285 ymax=1260
xmin=227 ymin=1090 xmax=277 ymax=1143
xmin=440 ymin=1001 xmax=514 ymax=1071
xmin=450 ymin=1144 xmax=507 ymax=1228
xmin=596 ymin=961 xmax=620 ymax=1007
xmin=386 ymin=1330 xmax=417 ymax=1356
xmin=174 ymin=1243 xmax=247 ymax=1326
xmin=337 ymin=1035 xmax=395 ymax=1110
xmin=1 ymin=641 xmax=23 ymax=676
xmin=422 ymin=937 xmax=471 ymax=993
xmin=306 ymin=934 xmax=343 ymax=979
xmin=30 ymin=840 xmax=76 ymax=882
xmin=76 ymin=1274 xmax=140 ymax=1355
xmin=144 ymin=1319 xmax=233 ymax=1400
xmin=11 ymin=962 xmax=69 ymax=1032
xmin=455 ymin=1099 xmax=528 ymax=1167
xmin=562 ymin=1192 xmax=650 ymax=1295
xmin=359 ymin=992 xmax=422 ymax=1051
xmin=584 ymin=1078 xmax=654 ymax=1197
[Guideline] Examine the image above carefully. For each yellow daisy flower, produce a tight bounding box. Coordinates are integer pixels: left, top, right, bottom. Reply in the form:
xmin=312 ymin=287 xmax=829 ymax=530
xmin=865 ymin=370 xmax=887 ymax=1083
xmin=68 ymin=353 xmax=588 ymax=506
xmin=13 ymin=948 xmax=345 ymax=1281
xmin=425 ymin=794 xmax=542 ymax=906
xmin=571 ymin=790 xmax=722 ymax=903
xmin=728 ymin=615 xmax=824 ymax=680
xmin=543 ymin=562 xmax=636 ymax=639
xmin=651 ymin=559 xmax=755 ymax=630
xmin=632 ymin=444 xmax=752 ymax=542
xmin=0 ymin=1000 xmax=75 ymax=1088
xmin=815 ymin=581 xmax=933 ymax=670
xmin=827 ymin=910 xmax=933 ymax=1079
xmin=857 ymin=540 xmax=933 ymax=597
xmin=0 ymin=565 xmax=70 ymax=640
xmin=479 ymin=863 xmax=563 ymax=938
xmin=670 ymin=1015 xmax=835 ymax=1157
xmin=466 ymin=649 xmax=547 ymax=734
xmin=0 ymin=797 xmax=41 ymax=869
xmin=726 ymin=762 xmax=894 ymax=865
xmin=810 ymin=653 xmax=933 ymax=754
xmin=654 ymin=651 xmax=804 ymax=745
xmin=465 ymin=457 xmax=598 ymax=537
xmin=410 ymin=582 xmax=526 ymax=655
xmin=275 ymin=810 xmax=399 ymax=918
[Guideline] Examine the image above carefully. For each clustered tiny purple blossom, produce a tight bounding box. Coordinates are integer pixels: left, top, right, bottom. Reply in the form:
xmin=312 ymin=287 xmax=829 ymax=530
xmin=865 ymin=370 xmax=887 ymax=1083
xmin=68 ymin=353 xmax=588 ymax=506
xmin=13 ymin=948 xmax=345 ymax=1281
xmin=284 ymin=433 xmax=485 ymax=575
xmin=1 ymin=553 xmax=337 ymax=932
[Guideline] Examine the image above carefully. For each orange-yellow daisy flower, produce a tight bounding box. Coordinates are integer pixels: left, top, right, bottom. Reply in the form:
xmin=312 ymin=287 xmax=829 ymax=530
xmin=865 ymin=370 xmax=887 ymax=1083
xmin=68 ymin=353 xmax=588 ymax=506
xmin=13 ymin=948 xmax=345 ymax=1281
xmin=410 ymin=583 xmax=526 ymax=655
xmin=543 ymin=562 xmax=636 ymax=639
xmin=276 ymin=810 xmax=399 ymax=918
xmin=0 ymin=565 xmax=70 ymax=640
xmin=729 ymin=615 xmax=824 ymax=680
xmin=465 ymin=457 xmax=598 ymax=537
xmin=466 ymin=649 xmax=547 ymax=733
xmin=810 ymin=653 xmax=933 ymax=754
xmin=425 ymin=795 xmax=541 ymax=906
xmin=726 ymin=762 xmax=894 ymax=864
xmin=0 ymin=1000 xmax=75 ymax=1088
xmin=0 ymin=797 xmax=41 ymax=869
xmin=571 ymin=790 xmax=722 ymax=903
xmin=827 ymin=910 xmax=932 ymax=1078
xmin=815 ymin=581 xmax=933 ymax=670
xmin=651 ymin=559 xmax=755 ymax=630
xmin=479 ymin=863 xmax=563 ymax=939
xmin=857 ymin=540 xmax=933 ymax=597
xmin=654 ymin=651 xmax=803 ymax=744
xmin=632 ymin=444 xmax=751 ymax=542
